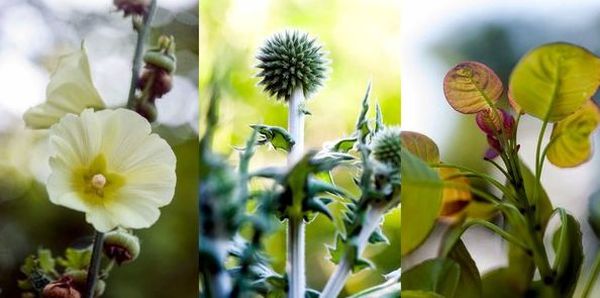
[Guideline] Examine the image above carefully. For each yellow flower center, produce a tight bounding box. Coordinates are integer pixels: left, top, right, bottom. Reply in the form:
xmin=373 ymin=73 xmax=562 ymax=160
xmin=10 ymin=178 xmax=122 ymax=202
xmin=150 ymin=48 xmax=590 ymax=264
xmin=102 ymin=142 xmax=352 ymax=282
xmin=73 ymin=154 xmax=126 ymax=203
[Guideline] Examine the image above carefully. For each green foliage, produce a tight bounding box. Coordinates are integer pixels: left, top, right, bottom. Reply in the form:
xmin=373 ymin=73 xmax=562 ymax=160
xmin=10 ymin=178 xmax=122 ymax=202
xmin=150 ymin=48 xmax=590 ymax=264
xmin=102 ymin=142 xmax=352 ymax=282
xmin=402 ymin=259 xmax=461 ymax=297
xmin=509 ymin=42 xmax=600 ymax=122
xmin=252 ymin=124 xmax=296 ymax=152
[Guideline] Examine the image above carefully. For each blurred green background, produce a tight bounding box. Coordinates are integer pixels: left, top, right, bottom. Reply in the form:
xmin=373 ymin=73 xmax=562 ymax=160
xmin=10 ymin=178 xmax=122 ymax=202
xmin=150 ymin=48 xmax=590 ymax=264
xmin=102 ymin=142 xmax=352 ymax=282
xmin=200 ymin=0 xmax=400 ymax=295
xmin=0 ymin=1 xmax=198 ymax=297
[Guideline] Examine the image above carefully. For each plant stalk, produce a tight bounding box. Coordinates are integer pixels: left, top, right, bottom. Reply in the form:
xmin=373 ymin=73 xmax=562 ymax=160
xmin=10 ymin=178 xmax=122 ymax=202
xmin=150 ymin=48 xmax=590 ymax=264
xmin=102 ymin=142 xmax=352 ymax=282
xmin=582 ymin=250 xmax=600 ymax=297
xmin=84 ymin=232 xmax=104 ymax=298
xmin=126 ymin=0 xmax=158 ymax=109
xmin=287 ymin=87 xmax=306 ymax=298
xmin=321 ymin=205 xmax=387 ymax=298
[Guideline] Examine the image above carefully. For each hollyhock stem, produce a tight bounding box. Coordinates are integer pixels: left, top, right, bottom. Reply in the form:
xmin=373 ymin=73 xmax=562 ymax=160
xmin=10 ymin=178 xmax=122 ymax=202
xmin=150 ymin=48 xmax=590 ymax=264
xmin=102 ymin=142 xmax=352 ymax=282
xmin=85 ymin=232 xmax=104 ymax=298
xmin=126 ymin=0 xmax=157 ymax=109
xmin=287 ymin=87 xmax=306 ymax=298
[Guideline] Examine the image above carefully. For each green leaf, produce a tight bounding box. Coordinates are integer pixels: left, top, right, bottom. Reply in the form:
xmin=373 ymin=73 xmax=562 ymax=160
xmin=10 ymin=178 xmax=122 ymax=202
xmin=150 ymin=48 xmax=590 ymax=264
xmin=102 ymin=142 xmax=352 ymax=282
xmin=57 ymin=248 xmax=92 ymax=271
xmin=37 ymin=249 xmax=56 ymax=273
xmin=509 ymin=42 xmax=600 ymax=122
xmin=547 ymin=100 xmax=600 ymax=167
xmin=402 ymin=259 xmax=460 ymax=297
xmin=443 ymin=61 xmax=503 ymax=114
xmin=401 ymin=148 xmax=443 ymax=255
xmin=551 ymin=209 xmax=583 ymax=297
xmin=481 ymin=268 xmax=526 ymax=298
xmin=588 ymin=189 xmax=600 ymax=239
xmin=447 ymin=240 xmax=482 ymax=298
xmin=330 ymin=137 xmax=357 ymax=153
xmin=251 ymin=124 xmax=295 ymax=152
xmin=401 ymin=291 xmax=445 ymax=298
xmin=368 ymin=226 xmax=389 ymax=245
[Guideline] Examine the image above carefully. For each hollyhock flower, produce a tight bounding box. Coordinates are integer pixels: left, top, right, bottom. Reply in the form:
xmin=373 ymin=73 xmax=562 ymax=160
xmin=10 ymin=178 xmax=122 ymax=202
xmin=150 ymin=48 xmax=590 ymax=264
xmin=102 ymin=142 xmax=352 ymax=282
xmin=23 ymin=47 xmax=105 ymax=129
xmin=47 ymin=108 xmax=176 ymax=232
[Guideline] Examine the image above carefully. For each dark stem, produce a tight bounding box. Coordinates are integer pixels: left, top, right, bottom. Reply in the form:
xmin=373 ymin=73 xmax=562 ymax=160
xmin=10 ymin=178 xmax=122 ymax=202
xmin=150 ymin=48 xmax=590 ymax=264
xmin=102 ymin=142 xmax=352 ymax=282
xmin=126 ymin=0 xmax=158 ymax=109
xmin=84 ymin=231 xmax=104 ymax=298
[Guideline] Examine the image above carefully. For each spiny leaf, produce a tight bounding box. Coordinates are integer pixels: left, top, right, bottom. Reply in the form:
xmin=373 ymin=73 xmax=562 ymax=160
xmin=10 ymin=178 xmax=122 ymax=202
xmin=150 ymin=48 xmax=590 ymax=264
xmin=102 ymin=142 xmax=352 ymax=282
xmin=368 ymin=226 xmax=389 ymax=245
xmin=251 ymin=124 xmax=295 ymax=152
xmin=509 ymin=42 xmax=600 ymax=122
xmin=443 ymin=61 xmax=503 ymax=114
xmin=330 ymin=137 xmax=358 ymax=153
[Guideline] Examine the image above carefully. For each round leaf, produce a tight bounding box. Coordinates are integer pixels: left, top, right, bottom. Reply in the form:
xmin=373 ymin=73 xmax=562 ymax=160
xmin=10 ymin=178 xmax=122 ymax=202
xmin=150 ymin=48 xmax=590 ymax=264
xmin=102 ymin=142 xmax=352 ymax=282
xmin=402 ymin=259 xmax=461 ymax=297
xmin=443 ymin=61 xmax=503 ymax=114
xmin=400 ymin=131 xmax=440 ymax=163
xmin=509 ymin=43 xmax=600 ymax=122
xmin=547 ymin=100 xmax=600 ymax=167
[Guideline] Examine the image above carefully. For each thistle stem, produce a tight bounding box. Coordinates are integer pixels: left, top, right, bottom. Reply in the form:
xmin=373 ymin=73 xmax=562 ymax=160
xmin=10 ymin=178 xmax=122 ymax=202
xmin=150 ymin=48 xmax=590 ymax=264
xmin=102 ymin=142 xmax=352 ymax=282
xmin=582 ymin=250 xmax=600 ymax=298
xmin=321 ymin=205 xmax=387 ymax=298
xmin=126 ymin=0 xmax=157 ymax=109
xmin=84 ymin=231 xmax=104 ymax=298
xmin=287 ymin=87 xmax=306 ymax=298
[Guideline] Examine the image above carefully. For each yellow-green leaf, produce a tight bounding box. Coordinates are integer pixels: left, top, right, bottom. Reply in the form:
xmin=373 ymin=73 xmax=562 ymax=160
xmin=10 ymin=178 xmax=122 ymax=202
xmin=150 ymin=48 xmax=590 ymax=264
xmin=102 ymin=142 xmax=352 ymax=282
xmin=509 ymin=43 xmax=600 ymax=122
xmin=547 ymin=100 xmax=600 ymax=167
xmin=443 ymin=61 xmax=503 ymax=114
xmin=401 ymin=147 xmax=443 ymax=255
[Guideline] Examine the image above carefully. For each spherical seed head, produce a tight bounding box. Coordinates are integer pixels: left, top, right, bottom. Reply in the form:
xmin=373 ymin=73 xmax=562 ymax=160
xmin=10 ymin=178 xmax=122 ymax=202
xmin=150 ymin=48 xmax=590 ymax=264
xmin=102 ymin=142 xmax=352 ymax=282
xmin=256 ymin=30 xmax=328 ymax=101
xmin=372 ymin=127 xmax=401 ymax=169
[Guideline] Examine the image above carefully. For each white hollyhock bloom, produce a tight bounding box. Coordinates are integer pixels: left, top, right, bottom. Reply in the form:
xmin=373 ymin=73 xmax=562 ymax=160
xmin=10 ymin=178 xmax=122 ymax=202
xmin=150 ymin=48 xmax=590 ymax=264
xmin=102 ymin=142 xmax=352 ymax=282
xmin=23 ymin=47 xmax=105 ymax=129
xmin=47 ymin=108 xmax=176 ymax=232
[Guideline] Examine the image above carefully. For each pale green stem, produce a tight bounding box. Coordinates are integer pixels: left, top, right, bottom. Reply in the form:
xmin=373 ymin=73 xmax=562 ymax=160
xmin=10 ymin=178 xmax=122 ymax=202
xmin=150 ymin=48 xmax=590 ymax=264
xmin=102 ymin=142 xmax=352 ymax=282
xmin=287 ymin=87 xmax=306 ymax=298
xmin=321 ymin=205 xmax=387 ymax=298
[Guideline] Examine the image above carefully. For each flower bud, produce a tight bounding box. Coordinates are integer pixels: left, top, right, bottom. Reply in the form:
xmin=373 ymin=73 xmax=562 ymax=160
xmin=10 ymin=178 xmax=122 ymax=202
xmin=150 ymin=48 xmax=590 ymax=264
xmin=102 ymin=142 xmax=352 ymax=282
xmin=102 ymin=229 xmax=140 ymax=265
xmin=371 ymin=127 xmax=401 ymax=170
xmin=139 ymin=66 xmax=173 ymax=98
xmin=42 ymin=278 xmax=81 ymax=298
xmin=134 ymin=101 xmax=157 ymax=122
xmin=113 ymin=0 xmax=150 ymax=17
xmin=143 ymin=36 xmax=177 ymax=74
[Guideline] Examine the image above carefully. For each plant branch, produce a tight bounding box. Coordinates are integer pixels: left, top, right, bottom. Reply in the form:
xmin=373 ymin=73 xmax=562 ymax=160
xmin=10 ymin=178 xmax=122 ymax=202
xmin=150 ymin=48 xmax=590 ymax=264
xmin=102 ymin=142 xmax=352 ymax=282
xmin=84 ymin=231 xmax=104 ymax=298
xmin=126 ymin=0 xmax=158 ymax=109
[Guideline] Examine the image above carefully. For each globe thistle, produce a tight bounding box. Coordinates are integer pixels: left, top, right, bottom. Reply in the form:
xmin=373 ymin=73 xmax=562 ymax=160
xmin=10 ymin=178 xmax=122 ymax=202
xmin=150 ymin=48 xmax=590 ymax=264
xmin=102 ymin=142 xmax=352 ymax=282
xmin=256 ymin=30 xmax=328 ymax=101
xmin=371 ymin=127 xmax=401 ymax=170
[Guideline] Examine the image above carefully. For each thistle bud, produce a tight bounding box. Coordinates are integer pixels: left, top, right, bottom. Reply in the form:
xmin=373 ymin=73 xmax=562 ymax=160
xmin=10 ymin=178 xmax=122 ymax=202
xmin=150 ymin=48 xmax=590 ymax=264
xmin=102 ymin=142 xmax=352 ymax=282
xmin=42 ymin=278 xmax=81 ymax=298
xmin=113 ymin=0 xmax=150 ymax=17
xmin=371 ymin=127 xmax=401 ymax=170
xmin=102 ymin=229 xmax=140 ymax=265
xmin=256 ymin=30 xmax=328 ymax=101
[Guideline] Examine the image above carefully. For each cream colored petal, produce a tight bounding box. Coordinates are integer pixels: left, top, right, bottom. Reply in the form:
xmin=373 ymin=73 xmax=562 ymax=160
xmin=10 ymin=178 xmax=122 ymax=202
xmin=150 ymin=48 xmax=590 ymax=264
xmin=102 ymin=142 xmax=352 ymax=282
xmin=86 ymin=206 xmax=119 ymax=233
xmin=23 ymin=47 xmax=105 ymax=129
xmin=119 ymin=164 xmax=176 ymax=206
xmin=105 ymin=195 xmax=161 ymax=229
xmin=49 ymin=109 xmax=102 ymax=166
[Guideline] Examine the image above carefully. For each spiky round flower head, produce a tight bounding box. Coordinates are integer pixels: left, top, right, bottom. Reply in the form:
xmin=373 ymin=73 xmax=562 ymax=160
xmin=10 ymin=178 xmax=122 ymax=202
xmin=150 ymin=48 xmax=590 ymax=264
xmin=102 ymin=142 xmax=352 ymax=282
xmin=371 ymin=126 xmax=401 ymax=170
xmin=256 ymin=30 xmax=328 ymax=101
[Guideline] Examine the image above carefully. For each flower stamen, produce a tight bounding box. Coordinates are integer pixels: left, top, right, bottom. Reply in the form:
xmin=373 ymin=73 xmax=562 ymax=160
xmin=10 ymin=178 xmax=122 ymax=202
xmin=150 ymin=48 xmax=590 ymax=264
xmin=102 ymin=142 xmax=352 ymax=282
xmin=91 ymin=174 xmax=107 ymax=191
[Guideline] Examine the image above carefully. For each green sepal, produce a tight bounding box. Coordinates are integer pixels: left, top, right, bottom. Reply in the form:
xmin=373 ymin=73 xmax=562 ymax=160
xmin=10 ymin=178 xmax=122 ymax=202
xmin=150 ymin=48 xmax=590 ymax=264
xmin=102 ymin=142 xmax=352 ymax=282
xmin=251 ymin=124 xmax=296 ymax=152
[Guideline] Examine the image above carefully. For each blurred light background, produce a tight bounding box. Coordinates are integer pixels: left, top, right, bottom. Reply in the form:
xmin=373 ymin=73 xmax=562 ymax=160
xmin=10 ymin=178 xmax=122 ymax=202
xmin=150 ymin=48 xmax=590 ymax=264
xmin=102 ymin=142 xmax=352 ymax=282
xmin=402 ymin=0 xmax=600 ymax=295
xmin=200 ymin=0 xmax=400 ymax=295
xmin=0 ymin=0 xmax=198 ymax=297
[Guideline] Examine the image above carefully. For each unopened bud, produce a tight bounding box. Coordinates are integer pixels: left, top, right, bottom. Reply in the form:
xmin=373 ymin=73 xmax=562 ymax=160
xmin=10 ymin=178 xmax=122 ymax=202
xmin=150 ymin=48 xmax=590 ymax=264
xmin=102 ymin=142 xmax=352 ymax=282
xmin=139 ymin=66 xmax=173 ymax=98
xmin=114 ymin=0 xmax=150 ymax=17
xmin=135 ymin=101 xmax=157 ymax=122
xmin=476 ymin=108 xmax=514 ymax=136
xmin=42 ymin=278 xmax=81 ymax=298
xmin=103 ymin=229 xmax=140 ymax=265
xmin=143 ymin=36 xmax=177 ymax=74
